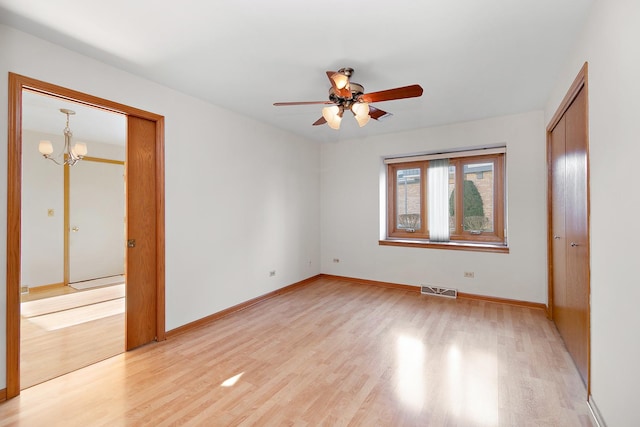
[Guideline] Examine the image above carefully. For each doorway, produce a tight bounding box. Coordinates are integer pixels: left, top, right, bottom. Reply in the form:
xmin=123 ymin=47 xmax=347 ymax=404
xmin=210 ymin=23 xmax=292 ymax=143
xmin=20 ymin=94 xmax=127 ymax=388
xmin=6 ymin=73 xmax=166 ymax=398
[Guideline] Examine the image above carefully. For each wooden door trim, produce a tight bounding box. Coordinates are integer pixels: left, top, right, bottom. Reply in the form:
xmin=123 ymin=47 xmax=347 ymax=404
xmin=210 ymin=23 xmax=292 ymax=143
xmin=6 ymin=73 xmax=166 ymax=398
xmin=546 ymin=62 xmax=590 ymax=394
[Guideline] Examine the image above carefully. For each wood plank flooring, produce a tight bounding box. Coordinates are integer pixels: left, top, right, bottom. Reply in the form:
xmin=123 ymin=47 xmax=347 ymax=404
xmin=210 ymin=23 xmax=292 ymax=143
xmin=21 ymin=284 xmax=125 ymax=317
xmin=20 ymin=284 xmax=125 ymax=389
xmin=1 ymin=277 xmax=593 ymax=426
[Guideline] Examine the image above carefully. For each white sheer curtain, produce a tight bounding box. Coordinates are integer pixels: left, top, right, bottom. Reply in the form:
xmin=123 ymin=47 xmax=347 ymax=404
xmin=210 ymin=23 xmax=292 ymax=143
xmin=427 ymin=159 xmax=450 ymax=241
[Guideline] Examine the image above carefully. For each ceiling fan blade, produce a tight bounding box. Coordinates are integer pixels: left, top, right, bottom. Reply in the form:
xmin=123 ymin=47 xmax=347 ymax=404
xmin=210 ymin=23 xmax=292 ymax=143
xmin=273 ymin=101 xmax=335 ymax=106
xmin=360 ymin=84 xmax=423 ymax=103
xmin=312 ymin=117 xmax=327 ymax=126
xmin=369 ymin=106 xmax=393 ymax=121
xmin=326 ymin=71 xmax=351 ymax=98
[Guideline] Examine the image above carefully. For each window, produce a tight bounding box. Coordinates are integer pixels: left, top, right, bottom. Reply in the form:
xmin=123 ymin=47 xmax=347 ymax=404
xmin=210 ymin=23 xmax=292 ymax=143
xmin=385 ymin=149 xmax=506 ymax=249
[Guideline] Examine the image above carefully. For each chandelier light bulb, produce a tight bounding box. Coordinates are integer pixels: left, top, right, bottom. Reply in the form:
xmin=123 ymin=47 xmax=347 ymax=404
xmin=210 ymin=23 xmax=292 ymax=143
xmin=72 ymin=142 xmax=88 ymax=157
xmin=38 ymin=140 xmax=54 ymax=155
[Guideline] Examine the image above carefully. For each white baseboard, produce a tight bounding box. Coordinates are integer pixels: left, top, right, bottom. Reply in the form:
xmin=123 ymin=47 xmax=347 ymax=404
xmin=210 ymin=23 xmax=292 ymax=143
xmin=588 ymin=395 xmax=607 ymax=427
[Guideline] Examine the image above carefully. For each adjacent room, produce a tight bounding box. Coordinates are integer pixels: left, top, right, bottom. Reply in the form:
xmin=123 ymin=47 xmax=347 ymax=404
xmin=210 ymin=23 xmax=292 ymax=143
xmin=1 ymin=0 xmax=639 ymax=425
xmin=19 ymin=91 xmax=127 ymax=389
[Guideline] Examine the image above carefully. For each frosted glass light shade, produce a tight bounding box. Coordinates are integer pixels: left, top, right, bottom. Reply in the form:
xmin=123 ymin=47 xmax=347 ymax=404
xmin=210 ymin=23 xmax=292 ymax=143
xmin=352 ymin=102 xmax=371 ymax=127
xmin=322 ymin=106 xmax=342 ymax=130
xmin=355 ymin=112 xmax=371 ymax=127
xmin=38 ymin=140 xmax=54 ymax=155
xmin=72 ymin=142 xmax=88 ymax=157
xmin=332 ymin=73 xmax=349 ymax=90
xmin=352 ymin=102 xmax=370 ymax=117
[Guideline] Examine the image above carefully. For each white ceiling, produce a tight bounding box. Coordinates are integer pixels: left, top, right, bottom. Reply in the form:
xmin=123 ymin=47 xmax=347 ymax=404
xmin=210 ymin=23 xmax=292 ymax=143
xmin=1 ymin=0 xmax=594 ymax=143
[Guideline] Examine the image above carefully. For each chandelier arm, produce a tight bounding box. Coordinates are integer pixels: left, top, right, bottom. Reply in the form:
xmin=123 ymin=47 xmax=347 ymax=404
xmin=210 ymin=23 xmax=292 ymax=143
xmin=64 ymin=128 xmax=81 ymax=163
xmin=42 ymin=154 xmax=66 ymax=166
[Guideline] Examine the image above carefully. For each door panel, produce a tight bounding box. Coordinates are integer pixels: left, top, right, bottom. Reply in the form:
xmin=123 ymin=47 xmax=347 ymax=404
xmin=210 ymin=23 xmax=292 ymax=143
xmin=69 ymin=160 xmax=125 ymax=283
xmin=550 ymin=116 xmax=568 ymax=340
xmin=126 ymin=116 xmax=158 ymax=349
xmin=564 ymin=88 xmax=589 ymax=384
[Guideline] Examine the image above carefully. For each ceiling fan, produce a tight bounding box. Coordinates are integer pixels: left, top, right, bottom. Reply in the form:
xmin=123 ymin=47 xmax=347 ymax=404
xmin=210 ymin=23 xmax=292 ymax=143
xmin=273 ymin=68 xmax=423 ymax=130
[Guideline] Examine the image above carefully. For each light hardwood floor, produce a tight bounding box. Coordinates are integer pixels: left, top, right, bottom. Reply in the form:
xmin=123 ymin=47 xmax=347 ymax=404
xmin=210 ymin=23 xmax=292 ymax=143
xmin=1 ymin=277 xmax=593 ymax=426
xmin=20 ymin=284 xmax=125 ymax=389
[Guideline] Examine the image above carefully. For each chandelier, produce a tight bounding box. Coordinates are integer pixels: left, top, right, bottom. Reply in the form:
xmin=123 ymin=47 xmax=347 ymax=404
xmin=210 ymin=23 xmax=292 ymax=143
xmin=38 ymin=108 xmax=88 ymax=166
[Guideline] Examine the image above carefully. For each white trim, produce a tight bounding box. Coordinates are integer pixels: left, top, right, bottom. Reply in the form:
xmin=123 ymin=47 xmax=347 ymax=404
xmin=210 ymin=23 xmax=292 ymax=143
xmin=384 ymin=146 xmax=506 ymax=164
xmin=588 ymin=395 xmax=607 ymax=427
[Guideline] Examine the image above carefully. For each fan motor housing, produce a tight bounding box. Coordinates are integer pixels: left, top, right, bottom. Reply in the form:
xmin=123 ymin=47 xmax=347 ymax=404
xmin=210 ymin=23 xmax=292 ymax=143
xmin=329 ymin=82 xmax=364 ymax=102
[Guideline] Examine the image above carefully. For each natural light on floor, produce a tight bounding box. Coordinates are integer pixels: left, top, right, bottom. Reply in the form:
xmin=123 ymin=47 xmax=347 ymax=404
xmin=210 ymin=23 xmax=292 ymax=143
xmin=24 ymin=298 xmax=125 ymax=331
xmin=221 ymin=372 xmax=244 ymax=387
xmin=395 ymin=334 xmax=426 ymax=412
xmin=394 ymin=334 xmax=498 ymax=424
xmin=447 ymin=344 xmax=498 ymax=426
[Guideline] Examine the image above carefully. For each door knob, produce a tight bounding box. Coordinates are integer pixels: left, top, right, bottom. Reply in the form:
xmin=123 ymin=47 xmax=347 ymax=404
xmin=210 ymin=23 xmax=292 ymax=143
xmin=127 ymin=239 xmax=136 ymax=248
xmin=71 ymin=226 xmax=79 ymax=232
xmin=553 ymin=235 xmax=561 ymax=239
xmin=570 ymin=242 xmax=580 ymax=247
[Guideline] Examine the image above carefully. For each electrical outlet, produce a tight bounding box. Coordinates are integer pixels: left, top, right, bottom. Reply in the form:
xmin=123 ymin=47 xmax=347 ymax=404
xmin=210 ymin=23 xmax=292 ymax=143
xmin=333 ymin=258 xmax=340 ymax=263
xmin=464 ymin=272 xmax=474 ymax=278
xmin=269 ymin=270 xmax=276 ymax=277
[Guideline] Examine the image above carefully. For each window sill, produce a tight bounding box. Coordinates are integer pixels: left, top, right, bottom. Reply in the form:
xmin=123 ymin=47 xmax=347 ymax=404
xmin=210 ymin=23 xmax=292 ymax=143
xmin=379 ymin=239 xmax=509 ymax=254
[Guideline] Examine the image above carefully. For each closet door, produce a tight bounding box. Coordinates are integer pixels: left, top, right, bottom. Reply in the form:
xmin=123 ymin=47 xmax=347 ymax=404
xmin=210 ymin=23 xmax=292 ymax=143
xmin=550 ymin=116 xmax=568 ymax=340
xmin=549 ymin=84 xmax=590 ymax=387
xmin=563 ymin=87 xmax=590 ymax=385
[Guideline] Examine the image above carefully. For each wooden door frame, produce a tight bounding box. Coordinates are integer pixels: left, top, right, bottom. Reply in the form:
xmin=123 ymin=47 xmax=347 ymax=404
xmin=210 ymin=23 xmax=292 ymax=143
xmin=546 ymin=62 xmax=590 ymax=392
xmin=6 ymin=73 xmax=166 ymax=398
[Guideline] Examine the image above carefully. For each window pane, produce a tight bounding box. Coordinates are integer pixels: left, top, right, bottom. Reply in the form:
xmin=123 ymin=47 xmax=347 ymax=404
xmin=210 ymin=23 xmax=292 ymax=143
xmin=462 ymin=162 xmax=494 ymax=233
xmin=448 ymin=165 xmax=456 ymax=232
xmin=396 ymin=168 xmax=421 ymax=231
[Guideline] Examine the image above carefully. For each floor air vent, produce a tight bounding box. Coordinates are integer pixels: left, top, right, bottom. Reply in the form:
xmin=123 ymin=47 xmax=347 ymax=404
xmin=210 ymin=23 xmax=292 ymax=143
xmin=420 ymin=286 xmax=457 ymax=298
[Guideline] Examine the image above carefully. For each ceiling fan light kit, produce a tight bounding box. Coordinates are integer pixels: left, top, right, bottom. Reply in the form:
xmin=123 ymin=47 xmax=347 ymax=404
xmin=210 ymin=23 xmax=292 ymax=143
xmin=351 ymin=102 xmax=371 ymax=127
xmin=322 ymin=105 xmax=343 ymax=130
xmin=274 ymin=67 xmax=423 ymax=130
xmin=330 ymin=68 xmax=351 ymax=90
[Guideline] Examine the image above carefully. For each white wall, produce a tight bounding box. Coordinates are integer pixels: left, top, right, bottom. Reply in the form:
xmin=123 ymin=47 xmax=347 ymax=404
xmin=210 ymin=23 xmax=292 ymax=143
xmin=0 ymin=24 xmax=321 ymax=389
xmin=320 ymin=111 xmax=547 ymax=303
xmin=545 ymin=0 xmax=640 ymax=425
xmin=21 ymin=130 xmax=64 ymax=287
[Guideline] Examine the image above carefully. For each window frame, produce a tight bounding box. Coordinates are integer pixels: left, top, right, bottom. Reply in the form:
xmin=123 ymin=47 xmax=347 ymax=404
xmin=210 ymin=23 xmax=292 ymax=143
xmin=386 ymin=152 xmax=506 ymax=247
xmin=387 ymin=161 xmax=426 ymax=238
